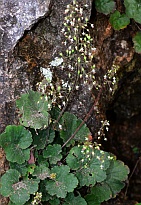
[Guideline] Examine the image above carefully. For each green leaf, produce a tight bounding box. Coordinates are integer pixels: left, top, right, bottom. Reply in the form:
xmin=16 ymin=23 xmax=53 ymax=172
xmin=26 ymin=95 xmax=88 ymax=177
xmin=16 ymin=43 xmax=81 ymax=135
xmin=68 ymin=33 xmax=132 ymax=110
xmin=75 ymin=149 xmax=110 ymax=186
xmin=32 ymin=129 xmax=55 ymax=150
xmin=60 ymin=112 xmax=90 ymax=147
xmin=124 ymin=0 xmax=141 ymax=23
xmin=0 ymin=169 xmax=21 ymax=197
xmin=64 ymin=193 xmax=87 ymax=205
xmin=33 ymin=164 xmax=50 ymax=180
xmin=16 ymin=90 xmax=49 ymax=129
xmin=66 ymin=146 xmax=85 ymax=170
xmin=85 ymin=159 xmax=129 ymax=204
xmin=43 ymin=144 xmax=62 ymax=164
xmin=133 ymin=32 xmax=141 ymax=53
xmin=39 ymin=180 xmax=51 ymax=202
xmin=49 ymin=197 xmax=60 ymax=205
xmin=0 ymin=169 xmax=39 ymax=205
xmin=0 ymin=125 xmax=32 ymax=164
xmin=105 ymin=160 xmax=129 ymax=196
xmin=95 ymin=0 xmax=116 ymax=15
xmin=10 ymin=162 xmax=28 ymax=176
xmin=45 ymin=165 xmax=78 ymax=198
xmin=50 ymin=106 xmax=61 ymax=122
xmin=85 ymin=183 xmax=112 ymax=205
xmin=10 ymin=179 xmax=39 ymax=205
xmin=106 ymin=160 xmax=129 ymax=181
xmin=9 ymin=199 xmax=32 ymax=205
xmin=76 ymin=163 xmax=107 ymax=187
xmin=110 ymin=11 xmax=130 ymax=30
xmin=36 ymin=154 xmax=49 ymax=167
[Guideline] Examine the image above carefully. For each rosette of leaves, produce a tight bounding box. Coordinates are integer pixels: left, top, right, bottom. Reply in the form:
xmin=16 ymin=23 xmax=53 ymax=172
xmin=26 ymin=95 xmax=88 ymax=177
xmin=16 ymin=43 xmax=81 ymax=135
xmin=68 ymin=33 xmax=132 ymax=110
xmin=0 ymin=125 xmax=32 ymax=164
xmin=124 ymin=0 xmax=141 ymax=24
xmin=16 ymin=90 xmax=49 ymax=130
xmin=66 ymin=146 xmax=129 ymax=204
xmin=45 ymin=165 xmax=78 ymax=198
xmin=110 ymin=11 xmax=130 ymax=30
xmin=60 ymin=112 xmax=90 ymax=147
xmin=95 ymin=0 xmax=116 ymax=15
xmin=0 ymin=169 xmax=39 ymax=205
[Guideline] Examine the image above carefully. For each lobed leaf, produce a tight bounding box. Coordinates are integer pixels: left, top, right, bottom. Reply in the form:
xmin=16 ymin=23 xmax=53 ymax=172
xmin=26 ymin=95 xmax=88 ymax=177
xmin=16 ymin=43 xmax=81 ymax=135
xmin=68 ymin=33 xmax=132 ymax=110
xmin=60 ymin=112 xmax=90 ymax=147
xmin=64 ymin=193 xmax=87 ymax=205
xmin=75 ymin=149 xmax=110 ymax=186
xmin=105 ymin=160 xmax=129 ymax=196
xmin=10 ymin=179 xmax=39 ymax=205
xmin=33 ymin=164 xmax=50 ymax=180
xmin=32 ymin=129 xmax=55 ymax=150
xmin=16 ymin=90 xmax=49 ymax=130
xmin=0 ymin=169 xmax=21 ymax=197
xmin=43 ymin=144 xmax=62 ymax=164
xmin=66 ymin=146 xmax=85 ymax=170
xmin=0 ymin=125 xmax=32 ymax=164
xmin=49 ymin=197 xmax=60 ymax=205
xmin=85 ymin=158 xmax=129 ymax=204
xmin=124 ymin=0 xmax=141 ymax=23
xmin=10 ymin=162 xmax=28 ymax=176
xmin=85 ymin=183 xmax=111 ymax=205
xmin=110 ymin=11 xmax=130 ymax=30
xmin=95 ymin=0 xmax=116 ymax=15
xmin=45 ymin=165 xmax=78 ymax=198
xmin=0 ymin=169 xmax=39 ymax=205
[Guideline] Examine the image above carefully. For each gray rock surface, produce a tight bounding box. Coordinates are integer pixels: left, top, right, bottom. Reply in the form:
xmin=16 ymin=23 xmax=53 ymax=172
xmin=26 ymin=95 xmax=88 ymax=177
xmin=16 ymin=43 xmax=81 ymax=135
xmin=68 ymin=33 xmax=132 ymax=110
xmin=0 ymin=0 xmax=51 ymax=52
xmin=0 ymin=0 xmax=51 ymax=135
xmin=0 ymin=0 xmax=92 ymax=134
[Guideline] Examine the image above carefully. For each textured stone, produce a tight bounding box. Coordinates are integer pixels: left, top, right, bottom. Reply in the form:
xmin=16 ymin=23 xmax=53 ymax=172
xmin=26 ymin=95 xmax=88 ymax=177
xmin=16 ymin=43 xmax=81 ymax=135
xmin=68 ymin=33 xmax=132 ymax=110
xmin=0 ymin=0 xmax=51 ymax=52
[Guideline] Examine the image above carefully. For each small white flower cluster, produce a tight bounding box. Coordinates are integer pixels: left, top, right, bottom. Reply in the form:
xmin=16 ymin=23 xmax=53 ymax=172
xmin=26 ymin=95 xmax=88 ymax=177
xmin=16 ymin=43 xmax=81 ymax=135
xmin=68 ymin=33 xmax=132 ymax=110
xmin=104 ymin=63 xmax=119 ymax=95
xmin=31 ymin=192 xmax=42 ymax=205
xmin=97 ymin=120 xmax=110 ymax=141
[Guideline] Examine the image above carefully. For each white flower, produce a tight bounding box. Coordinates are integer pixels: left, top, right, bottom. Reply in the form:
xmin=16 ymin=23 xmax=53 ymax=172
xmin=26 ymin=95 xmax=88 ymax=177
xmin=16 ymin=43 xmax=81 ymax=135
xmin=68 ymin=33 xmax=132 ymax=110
xmin=40 ymin=67 xmax=52 ymax=82
xmin=70 ymin=21 xmax=75 ymax=26
xmin=62 ymin=82 xmax=68 ymax=87
xmin=80 ymin=8 xmax=83 ymax=15
xmin=59 ymin=124 xmax=62 ymax=129
xmin=84 ymin=4 xmax=89 ymax=8
xmin=100 ymin=164 xmax=104 ymax=169
xmin=50 ymin=57 xmax=63 ymax=67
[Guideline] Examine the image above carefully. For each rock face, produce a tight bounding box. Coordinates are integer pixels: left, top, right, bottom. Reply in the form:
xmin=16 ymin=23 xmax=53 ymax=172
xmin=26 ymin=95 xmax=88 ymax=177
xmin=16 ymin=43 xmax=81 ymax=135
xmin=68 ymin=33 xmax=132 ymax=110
xmin=0 ymin=0 xmax=51 ymax=134
xmin=0 ymin=0 xmax=51 ymax=52
xmin=0 ymin=0 xmax=92 ymax=133
xmin=0 ymin=1 xmax=92 ymax=204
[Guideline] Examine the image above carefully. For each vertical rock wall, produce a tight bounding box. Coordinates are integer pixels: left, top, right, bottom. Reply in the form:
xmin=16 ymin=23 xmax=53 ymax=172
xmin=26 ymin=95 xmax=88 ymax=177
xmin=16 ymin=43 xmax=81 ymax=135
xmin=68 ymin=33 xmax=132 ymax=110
xmin=0 ymin=0 xmax=51 ymax=133
xmin=0 ymin=1 xmax=92 ymax=204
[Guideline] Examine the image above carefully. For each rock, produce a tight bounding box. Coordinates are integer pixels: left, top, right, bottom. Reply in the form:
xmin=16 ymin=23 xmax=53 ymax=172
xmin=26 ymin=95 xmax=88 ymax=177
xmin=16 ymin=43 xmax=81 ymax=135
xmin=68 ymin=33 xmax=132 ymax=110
xmin=0 ymin=0 xmax=51 ymax=52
